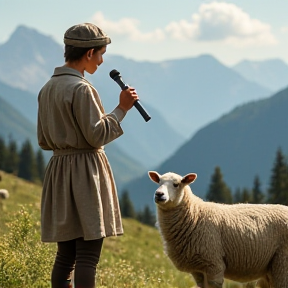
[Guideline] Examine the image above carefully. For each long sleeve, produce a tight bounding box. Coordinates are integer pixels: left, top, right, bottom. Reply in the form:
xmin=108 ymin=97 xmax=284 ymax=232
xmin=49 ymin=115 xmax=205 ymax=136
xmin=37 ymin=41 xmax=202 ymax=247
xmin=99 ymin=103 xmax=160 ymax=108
xmin=37 ymin=94 xmax=52 ymax=150
xmin=72 ymin=84 xmax=124 ymax=147
xmin=111 ymin=106 xmax=127 ymax=123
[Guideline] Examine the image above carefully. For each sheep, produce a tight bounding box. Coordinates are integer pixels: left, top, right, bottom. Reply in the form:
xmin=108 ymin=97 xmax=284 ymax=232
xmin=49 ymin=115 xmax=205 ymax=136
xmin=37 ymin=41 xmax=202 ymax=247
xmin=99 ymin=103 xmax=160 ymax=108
xmin=0 ymin=189 xmax=9 ymax=199
xmin=148 ymin=171 xmax=288 ymax=288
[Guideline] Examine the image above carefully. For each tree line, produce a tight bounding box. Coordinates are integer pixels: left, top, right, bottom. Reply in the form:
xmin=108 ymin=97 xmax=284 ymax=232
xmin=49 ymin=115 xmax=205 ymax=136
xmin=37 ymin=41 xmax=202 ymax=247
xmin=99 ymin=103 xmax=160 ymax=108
xmin=0 ymin=137 xmax=46 ymax=183
xmin=206 ymin=148 xmax=288 ymax=205
xmin=119 ymin=190 xmax=156 ymax=227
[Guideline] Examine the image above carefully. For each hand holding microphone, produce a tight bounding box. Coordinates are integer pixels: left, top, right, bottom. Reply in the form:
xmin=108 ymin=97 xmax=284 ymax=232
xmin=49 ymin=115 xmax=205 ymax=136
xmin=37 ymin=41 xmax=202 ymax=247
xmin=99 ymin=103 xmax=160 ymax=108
xmin=110 ymin=69 xmax=151 ymax=122
xmin=119 ymin=87 xmax=139 ymax=112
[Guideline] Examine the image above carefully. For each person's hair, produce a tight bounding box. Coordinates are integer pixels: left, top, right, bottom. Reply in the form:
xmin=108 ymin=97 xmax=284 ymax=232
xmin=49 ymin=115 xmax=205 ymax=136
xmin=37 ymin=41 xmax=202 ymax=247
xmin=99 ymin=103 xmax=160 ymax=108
xmin=64 ymin=45 xmax=104 ymax=62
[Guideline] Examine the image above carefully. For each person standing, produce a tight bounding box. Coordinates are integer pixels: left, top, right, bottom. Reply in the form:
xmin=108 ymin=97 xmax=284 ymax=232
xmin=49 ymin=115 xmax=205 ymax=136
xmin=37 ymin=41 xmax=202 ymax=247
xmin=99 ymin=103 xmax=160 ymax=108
xmin=37 ymin=23 xmax=139 ymax=288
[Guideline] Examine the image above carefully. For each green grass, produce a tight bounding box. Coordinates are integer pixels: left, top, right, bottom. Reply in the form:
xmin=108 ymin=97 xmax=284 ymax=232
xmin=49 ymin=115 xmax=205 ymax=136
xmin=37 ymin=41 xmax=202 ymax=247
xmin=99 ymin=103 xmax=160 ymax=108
xmin=0 ymin=171 xmax=244 ymax=288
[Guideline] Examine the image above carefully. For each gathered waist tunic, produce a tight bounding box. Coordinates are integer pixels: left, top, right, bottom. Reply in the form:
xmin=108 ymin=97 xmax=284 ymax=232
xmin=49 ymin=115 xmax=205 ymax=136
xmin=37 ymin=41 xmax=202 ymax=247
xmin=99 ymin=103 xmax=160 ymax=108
xmin=37 ymin=66 xmax=126 ymax=242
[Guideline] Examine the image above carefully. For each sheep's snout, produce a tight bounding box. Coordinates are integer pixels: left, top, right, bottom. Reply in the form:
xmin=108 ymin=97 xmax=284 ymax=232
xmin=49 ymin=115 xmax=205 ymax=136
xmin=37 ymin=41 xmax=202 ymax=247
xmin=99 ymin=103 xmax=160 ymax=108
xmin=154 ymin=187 xmax=167 ymax=203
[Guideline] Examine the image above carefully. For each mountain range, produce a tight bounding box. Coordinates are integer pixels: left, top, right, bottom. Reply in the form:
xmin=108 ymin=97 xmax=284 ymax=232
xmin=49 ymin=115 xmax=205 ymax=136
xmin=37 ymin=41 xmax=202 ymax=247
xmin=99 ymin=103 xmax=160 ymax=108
xmin=92 ymin=53 xmax=272 ymax=139
xmin=232 ymin=59 xmax=288 ymax=92
xmin=0 ymin=80 xmax=38 ymax=125
xmin=1 ymin=25 xmax=283 ymax=167
xmin=1 ymin=25 xmax=288 ymax=210
xmin=0 ymin=26 xmax=277 ymax=139
xmin=0 ymin=26 xmax=184 ymax=169
xmin=0 ymin=25 xmax=63 ymax=94
xmin=0 ymin=96 xmax=36 ymax=148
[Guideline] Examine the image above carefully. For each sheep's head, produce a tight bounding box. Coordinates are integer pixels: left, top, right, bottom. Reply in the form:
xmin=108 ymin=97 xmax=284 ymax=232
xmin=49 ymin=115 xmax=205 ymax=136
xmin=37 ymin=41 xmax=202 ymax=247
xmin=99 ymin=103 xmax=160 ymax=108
xmin=148 ymin=171 xmax=197 ymax=208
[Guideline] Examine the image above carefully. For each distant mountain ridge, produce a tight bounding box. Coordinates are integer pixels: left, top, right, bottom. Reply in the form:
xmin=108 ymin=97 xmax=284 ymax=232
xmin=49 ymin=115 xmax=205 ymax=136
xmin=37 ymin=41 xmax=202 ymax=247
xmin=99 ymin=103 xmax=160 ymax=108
xmin=0 ymin=25 xmax=63 ymax=93
xmin=0 ymin=25 xmax=272 ymax=140
xmin=95 ymin=53 xmax=272 ymax=139
xmin=232 ymin=59 xmax=288 ymax=92
xmin=125 ymin=87 xmax=288 ymax=210
xmin=0 ymin=80 xmax=37 ymax=124
xmin=0 ymin=96 xmax=37 ymax=149
xmin=0 ymin=25 xmax=185 ymax=168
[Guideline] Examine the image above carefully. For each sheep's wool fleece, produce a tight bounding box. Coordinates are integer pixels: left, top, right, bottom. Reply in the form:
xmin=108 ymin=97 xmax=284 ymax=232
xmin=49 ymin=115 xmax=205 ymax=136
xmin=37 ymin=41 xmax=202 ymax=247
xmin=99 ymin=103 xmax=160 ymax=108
xmin=157 ymin=188 xmax=288 ymax=281
xmin=38 ymin=66 xmax=124 ymax=242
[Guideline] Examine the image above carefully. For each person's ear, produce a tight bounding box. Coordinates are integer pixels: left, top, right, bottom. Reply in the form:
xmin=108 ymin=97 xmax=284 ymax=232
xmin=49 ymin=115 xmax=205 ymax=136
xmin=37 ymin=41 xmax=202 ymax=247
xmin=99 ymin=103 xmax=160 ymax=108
xmin=87 ymin=49 xmax=94 ymax=60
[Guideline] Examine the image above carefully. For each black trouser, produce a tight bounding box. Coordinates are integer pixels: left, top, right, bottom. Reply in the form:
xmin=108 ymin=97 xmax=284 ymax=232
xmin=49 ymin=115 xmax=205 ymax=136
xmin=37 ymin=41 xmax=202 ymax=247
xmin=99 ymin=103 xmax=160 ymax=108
xmin=51 ymin=237 xmax=104 ymax=288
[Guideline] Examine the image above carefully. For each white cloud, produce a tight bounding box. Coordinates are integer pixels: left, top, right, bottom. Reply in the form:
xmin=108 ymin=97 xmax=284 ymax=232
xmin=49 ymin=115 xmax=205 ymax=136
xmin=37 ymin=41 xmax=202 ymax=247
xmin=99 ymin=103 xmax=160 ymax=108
xmin=92 ymin=12 xmax=165 ymax=42
xmin=92 ymin=3 xmax=277 ymax=47
xmin=165 ymin=2 xmax=277 ymax=46
xmin=280 ymin=26 xmax=288 ymax=34
xmin=165 ymin=20 xmax=199 ymax=40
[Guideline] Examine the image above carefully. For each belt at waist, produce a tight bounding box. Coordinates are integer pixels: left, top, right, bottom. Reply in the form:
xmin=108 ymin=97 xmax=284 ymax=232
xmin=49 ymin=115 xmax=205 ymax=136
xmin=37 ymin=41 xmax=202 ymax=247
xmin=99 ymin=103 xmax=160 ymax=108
xmin=53 ymin=148 xmax=104 ymax=156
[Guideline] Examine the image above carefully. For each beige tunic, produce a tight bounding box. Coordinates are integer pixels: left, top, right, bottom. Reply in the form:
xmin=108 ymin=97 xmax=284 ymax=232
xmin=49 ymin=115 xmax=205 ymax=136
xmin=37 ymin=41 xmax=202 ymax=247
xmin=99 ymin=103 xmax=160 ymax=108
xmin=37 ymin=66 xmax=125 ymax=242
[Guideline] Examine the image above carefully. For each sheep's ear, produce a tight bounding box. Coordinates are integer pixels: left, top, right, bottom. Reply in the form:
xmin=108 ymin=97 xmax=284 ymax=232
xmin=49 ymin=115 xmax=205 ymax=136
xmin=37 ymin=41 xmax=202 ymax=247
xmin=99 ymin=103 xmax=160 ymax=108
xmin=181 ymin=173 xmax=197 ymax=185
xmin=148 ymin=171 xmax=161 ymax=183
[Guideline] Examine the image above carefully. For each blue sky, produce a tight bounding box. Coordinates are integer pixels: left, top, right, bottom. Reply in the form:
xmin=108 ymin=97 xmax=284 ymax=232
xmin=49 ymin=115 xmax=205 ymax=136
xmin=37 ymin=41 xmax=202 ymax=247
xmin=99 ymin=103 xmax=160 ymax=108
xmin=1 ymin=0 xmax=288 ymax=65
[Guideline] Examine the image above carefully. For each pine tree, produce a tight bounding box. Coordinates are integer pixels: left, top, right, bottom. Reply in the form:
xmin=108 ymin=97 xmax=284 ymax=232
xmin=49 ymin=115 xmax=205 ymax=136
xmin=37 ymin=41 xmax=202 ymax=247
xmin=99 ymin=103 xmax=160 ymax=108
xmin=0 ymin=137 xmax=7 ymax=171
xmin=137 ymin=205 xmax=156 ymax=227
xmin=241 ymin=188 xmax=252 ymax=203
xmin=233 ymin=187 xmax=242 ymax=203
xmin=234 ymin=187 xmax=253 ymax=203
xmin=36 ymin=149 xmax=46 ymax=182
xmin=18 ymin=139 xmax=36 ymax=182
xmin=5 ymin=137 xmax=19 ymax=174
xmin=206 ymin=166 xmax=232 ymax=204
xmin=267 ymin=148 xmax=288 ymax=205
xmin=119 ymin=190 xmax=136 ymax=218
xmin=251 ymin=175 xmax=265 ymax=204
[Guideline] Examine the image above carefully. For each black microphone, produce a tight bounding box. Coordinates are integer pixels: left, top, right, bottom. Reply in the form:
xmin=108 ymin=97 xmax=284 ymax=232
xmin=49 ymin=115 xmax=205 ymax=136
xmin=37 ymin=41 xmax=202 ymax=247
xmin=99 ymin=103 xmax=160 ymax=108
xmin=109 ymin=69 xmax=151 ymax=122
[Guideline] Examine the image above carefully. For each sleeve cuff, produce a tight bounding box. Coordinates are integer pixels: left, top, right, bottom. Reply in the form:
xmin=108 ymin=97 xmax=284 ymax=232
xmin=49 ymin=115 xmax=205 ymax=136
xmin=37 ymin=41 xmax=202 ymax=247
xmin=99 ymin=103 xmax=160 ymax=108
xmin=111 ymin=106 xmax=127 ymax=123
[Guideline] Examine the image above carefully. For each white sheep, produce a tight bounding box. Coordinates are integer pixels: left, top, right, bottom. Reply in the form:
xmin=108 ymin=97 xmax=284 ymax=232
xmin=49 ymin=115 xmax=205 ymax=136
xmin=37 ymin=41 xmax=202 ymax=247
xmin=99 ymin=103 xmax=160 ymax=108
xmin=148 ymin=171 xmax=288 ymax=288
xmin=0 ymin=189 xmax=9 ymax=199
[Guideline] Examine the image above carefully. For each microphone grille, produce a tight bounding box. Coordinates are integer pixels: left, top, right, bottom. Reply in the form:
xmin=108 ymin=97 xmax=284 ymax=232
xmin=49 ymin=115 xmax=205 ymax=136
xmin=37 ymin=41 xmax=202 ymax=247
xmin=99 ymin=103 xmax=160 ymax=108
xmin=109 ymin=69 xmax=120 ymax=80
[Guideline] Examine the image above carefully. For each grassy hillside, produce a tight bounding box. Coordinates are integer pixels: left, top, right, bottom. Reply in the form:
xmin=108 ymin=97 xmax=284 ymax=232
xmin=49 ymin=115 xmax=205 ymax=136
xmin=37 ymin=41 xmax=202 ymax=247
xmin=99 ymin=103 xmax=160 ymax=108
xmin=0 ymin=171 xmax=243 ymax=288
xmin=0 ymin=171 xmax=41 ymax=233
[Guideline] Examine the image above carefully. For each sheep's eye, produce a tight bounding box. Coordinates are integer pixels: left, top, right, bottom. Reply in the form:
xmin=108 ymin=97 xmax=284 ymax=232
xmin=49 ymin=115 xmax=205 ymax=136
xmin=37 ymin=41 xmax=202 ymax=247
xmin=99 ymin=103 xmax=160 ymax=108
xmin=173 ymin=183 xmax=179 ymax=188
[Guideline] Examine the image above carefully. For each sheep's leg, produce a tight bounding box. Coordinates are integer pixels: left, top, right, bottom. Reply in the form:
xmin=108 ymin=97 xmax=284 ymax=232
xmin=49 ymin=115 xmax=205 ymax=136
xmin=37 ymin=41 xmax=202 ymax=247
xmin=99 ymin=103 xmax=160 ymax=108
xmin=243 ymin=282 xmax=256 ymax=288
xmin=192 ymin=271 xmax=223 ymax=288
xmin=270 ymin=251 xmax=288 ymax=288
xmin=256 ymin=276 xmax=270 ymax=288
xmin=206 ymin=279 xmax=223 ymax=288
xmin=191 ymin=272 xmax=204 ymax=287
xmin=205 ymin=265 xmax=225 ymax=288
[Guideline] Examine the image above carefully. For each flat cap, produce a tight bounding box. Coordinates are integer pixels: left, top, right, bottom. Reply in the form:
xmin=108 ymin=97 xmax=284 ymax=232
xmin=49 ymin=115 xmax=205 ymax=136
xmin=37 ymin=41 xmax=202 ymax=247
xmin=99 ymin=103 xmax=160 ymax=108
xmin=64 ymin=23 xmax=111 ymax=48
